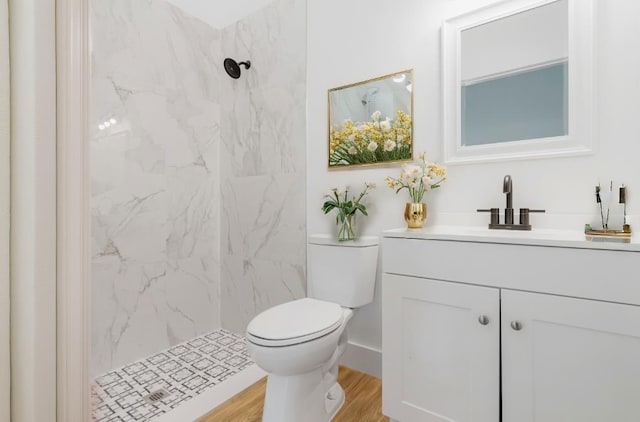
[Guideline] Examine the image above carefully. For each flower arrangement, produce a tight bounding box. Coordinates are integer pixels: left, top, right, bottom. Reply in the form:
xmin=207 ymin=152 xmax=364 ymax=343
xmin=329 ymin=110 xmax=412 ymax=167
xmin=322 ymin=182 xmax=376 ymax=241
xmin=384 ymin=152 xmax=446 ymax=203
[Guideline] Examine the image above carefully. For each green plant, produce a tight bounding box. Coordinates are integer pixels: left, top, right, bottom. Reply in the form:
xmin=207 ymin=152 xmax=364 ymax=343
xmin=322 ymin=182 xmax=375 ymax=240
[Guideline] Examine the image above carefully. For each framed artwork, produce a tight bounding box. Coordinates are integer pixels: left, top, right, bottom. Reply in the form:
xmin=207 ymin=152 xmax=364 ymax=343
xmin=328 ymin=70 xmax=413 ymax=169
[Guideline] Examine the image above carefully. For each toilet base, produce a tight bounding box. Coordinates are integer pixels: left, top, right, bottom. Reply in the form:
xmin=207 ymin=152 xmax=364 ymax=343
xmin=262 ymin=368 xmax=345 ymax=422
xmin=326 ymin=382 xmax=345 ymax=419
xmin=249 ymin=308 xmax=354 ymax=422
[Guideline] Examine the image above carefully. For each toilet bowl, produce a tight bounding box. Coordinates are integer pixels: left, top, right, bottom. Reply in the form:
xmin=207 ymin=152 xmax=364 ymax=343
xmin=247 ymin=298 xmax=353 ymax=421
xmin=246 ymin=235 xmax=379 ymax=422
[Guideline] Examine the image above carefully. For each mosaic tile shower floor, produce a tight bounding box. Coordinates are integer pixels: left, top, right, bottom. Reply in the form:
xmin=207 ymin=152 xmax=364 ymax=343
xmin=92 ymin=329 xmax=255 ymax=421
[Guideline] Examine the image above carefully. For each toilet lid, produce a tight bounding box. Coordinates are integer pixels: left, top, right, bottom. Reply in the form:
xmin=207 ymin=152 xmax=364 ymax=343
xmin=247 ymin=298 xmax=343 ymax=346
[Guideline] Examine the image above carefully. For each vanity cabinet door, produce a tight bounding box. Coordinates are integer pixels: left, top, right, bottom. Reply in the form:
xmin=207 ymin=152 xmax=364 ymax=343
xmin=502 ymin=289 xmax=640 ymax=422
xmin=382 ymin=274 xmax=500 ymax=422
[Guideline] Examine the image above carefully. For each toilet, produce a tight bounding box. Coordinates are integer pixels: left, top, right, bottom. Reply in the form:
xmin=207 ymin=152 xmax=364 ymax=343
xmin=246 ymin=234 xmax=379 ymax=422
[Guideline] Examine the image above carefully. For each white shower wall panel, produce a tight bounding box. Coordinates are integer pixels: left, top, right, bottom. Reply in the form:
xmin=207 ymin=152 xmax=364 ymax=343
xmin=90 ymin=0 xmax=222 ymax=376
xmin=219 ymin=0 xmax=308 ymax=334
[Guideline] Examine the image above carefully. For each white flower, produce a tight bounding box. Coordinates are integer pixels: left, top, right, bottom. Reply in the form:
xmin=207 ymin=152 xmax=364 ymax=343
xmin=367 ymin=142 xmax=378 ymax=152
xmin=400 ymin=165 xmax=423 ymax=185
xmin=422 ymin=175 xmax=434 ymax=188
xmin=397 ymin=135 xmax=404 ymax=142
xmin=384 ymin=139 xmax=396 ymax=152
xmin=348 ymin=146 xmax=358 ymax=155
xmin=366 ymin=182 xmax=377 ymax=189
xmin=347 ymin=134 xmax=356 ymax=142
xmin=380 ymin=118 xmax=391 ymax=131
xmin=406 ymin=165 xmax=423 ymax=177
xmin=384 ymin=151 xmax=446 ymax=202
xmin=400 ymin=164 xmax=415 ymax=182
xmin=371 ymin=110 xmax=382 ymax=121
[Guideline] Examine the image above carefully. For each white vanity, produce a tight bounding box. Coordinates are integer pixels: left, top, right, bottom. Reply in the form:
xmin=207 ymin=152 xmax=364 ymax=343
xmin=382 ymin=227 xmax=640 ymax=422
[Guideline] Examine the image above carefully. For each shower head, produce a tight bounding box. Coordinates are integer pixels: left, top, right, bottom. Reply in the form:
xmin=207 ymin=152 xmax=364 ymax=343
xmin=361 ymin=87 xmax=379 ymax=105
xmin=224 ymin=58 xmax=251 ymax=79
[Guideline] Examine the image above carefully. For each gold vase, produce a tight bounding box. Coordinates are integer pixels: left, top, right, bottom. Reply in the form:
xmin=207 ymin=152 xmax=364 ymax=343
xmin=404 ymin=202 xmax=427 ymax=228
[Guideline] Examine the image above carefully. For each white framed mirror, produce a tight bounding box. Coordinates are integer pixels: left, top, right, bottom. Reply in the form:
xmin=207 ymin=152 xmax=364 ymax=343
xmin=442 ymin=0 xmax=595 ymax=164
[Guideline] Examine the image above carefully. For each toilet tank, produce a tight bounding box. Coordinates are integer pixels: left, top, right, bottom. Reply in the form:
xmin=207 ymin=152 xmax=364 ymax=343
xmin=307 ymin=234 xmax=379 ymax=308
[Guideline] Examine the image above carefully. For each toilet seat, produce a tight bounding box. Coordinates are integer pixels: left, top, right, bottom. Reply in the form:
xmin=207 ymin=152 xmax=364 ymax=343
xmin=247 ymin=298 xmax=344 ymax=347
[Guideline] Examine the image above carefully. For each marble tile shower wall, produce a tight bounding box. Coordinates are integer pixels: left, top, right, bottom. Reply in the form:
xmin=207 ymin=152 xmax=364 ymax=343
xmin=91 ymin=0 xmax=222 ymax=376
xmin=219 ymin=0 xmax=307 ymax=333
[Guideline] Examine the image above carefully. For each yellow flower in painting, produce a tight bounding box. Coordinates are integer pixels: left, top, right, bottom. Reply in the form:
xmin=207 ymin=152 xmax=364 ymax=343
xmin=329 ymin=109 xmax=413 ymax=166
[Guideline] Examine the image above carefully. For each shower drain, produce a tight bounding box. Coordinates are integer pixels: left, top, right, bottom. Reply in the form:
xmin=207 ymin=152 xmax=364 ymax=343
xmin=143 ymin=388 xmax=172 ymax=405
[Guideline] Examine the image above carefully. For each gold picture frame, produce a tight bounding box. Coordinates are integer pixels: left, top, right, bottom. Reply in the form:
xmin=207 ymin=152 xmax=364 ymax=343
xmin=327 ymin=70 xmax=414 ymax=169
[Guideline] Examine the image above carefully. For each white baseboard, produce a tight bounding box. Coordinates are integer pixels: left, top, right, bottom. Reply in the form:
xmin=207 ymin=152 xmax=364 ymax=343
xmin=340 ymin=340 xmax=382 ymax=378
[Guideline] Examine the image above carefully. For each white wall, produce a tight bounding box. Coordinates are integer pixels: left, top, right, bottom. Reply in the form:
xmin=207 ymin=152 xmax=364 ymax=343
xmin=0 ymin=0 xmax=10 ymax=418
xmin=9 ymin=0 xmax=58 ymax=419
xmin=308 ymin=0 xmax=640 ymax=372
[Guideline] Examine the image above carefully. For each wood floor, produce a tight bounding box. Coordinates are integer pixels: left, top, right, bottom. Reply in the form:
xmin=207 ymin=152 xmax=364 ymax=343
xmin=199 ymin=366 xmax=388 ymax=422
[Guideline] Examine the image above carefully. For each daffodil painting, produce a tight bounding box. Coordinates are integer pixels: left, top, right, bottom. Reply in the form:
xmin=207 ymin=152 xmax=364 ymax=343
xmin=328 ymin=70 xmax=413 ymax=168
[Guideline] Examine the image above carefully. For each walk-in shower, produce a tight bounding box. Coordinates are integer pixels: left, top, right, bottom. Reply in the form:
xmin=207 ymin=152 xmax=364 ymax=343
xmin=90 ymin=0 xmax=306 ymax=419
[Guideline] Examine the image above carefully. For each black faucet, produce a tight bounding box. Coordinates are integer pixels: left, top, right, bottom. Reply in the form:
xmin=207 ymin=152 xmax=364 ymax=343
xmin=503 ymin=175 xmax=514 ymax=224
xmin=477 ymin=175 xmax=545 ymax=230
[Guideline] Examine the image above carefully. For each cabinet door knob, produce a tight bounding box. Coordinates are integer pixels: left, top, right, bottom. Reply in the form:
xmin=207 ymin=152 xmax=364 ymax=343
xmin=510 ymin=321 xmax=523 ymax=331
xmin=478 ymin=315 xmax=490 ymax=325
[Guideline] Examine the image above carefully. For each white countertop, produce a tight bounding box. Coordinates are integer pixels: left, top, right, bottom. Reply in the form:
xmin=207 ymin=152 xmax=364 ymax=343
xmin=383 ymin=226 xmax=640 ymax=252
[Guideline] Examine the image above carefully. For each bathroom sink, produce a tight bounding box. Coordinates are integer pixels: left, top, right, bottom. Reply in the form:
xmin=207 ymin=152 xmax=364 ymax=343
xmin=383 ymin=225 xmax=640 ymax=252
xmin=409 ymin=225 xmax=579 ymax=240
